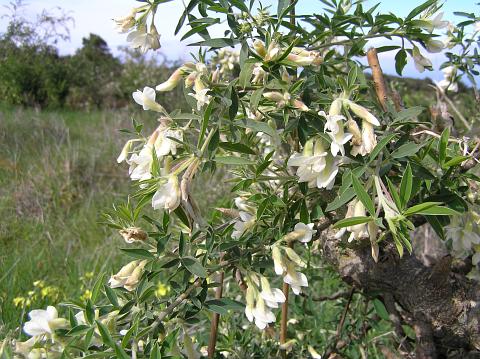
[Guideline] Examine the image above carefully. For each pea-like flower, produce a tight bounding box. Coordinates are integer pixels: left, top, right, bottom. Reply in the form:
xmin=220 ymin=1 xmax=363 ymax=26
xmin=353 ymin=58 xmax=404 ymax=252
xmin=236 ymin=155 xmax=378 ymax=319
xmin=127 ymin=25 xmax=161 ymax=54
xmin=109 ymin=260 xmax=148 ymax=291
xmin=132 ymin=87 xmax=166 ymax=113
xmin=411 ymin=46 xmax=432 ymax=73
xmin=283 ymin=262 xmax=308 ymax=295
xmin=259 ymin=275 xmax=285 ymax=308
xmin=152 ymin=175 xmax=181 ymax=212
xmin=23 ymin=306 xmax=68 ymax=337
xmin=114 ymin=8 xmax=137 ymax=33
xmin=252 ymin=296 xmax=276 ymax=329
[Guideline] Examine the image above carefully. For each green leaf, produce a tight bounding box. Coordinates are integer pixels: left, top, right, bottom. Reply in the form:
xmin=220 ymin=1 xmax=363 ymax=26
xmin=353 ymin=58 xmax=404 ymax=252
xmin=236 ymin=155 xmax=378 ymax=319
xmin=414 ymin=205 xmax=460 ymax=216
xmin=95 ymin=320 xmax=115 ymax=348
xmin=406 ymin=0 xmax=437 ymax=21
xmin=394 ymin=49 xmax=407 ymax=76
xmin=399 ymin=164 xmax=413 ymax=208
xmin=219 ymin=142 xmax=256 ymax=155
xmin=114 ymin=344 xmax=130 ymax=359
xmin=369 ymin=134 xmax=396 ymax=161
xmin=393 ymin=106 xmax=424 ymax=122
xmin=189 ymin=38 xmax=240 ymax=48
xmin=90 ymin=273 xmax=105 ymax=304
xmin=333 ymin=216 xmax=372 ymax=229
xmin=386 ymin=178 xmax=403 ymax=213
xmin=104 ymin=285 xmax=119 ymax=307
xmin=205 ymin=298 xmax=245 ymax=315
xmin=351 ymin=176 xmax=376 ymax=216
xmin=120 ymin=248 xmax=154 ymax=260
xmin=391 ymin=142 xmax=422 ymax=159
xmin=438 ymin=127 xmax=450 ymax=167
xmin=444 ymin=155 xmax=469 ymax=167
xmin=181 ymin=23 xmax=211 ymax=41
xmin=181 ymin=257 xmax=208 ymax=277
xmin=403 ymin=202 xmax=442 ymax=216
xmin=215 ymin=156 xmax=255 ymax=165
xmin=326 ymin=187 xmax=356 ymax=212
xmin=373 ymin=299 xmax=390 ymax=321
xmin=198 ymin=101 xmax=214 ymax=148
xmin=238 ymin=60 xmax=256 ymax=89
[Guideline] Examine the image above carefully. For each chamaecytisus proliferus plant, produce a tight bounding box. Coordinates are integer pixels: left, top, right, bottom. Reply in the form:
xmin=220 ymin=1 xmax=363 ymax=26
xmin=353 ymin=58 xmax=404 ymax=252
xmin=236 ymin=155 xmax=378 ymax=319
xmin=4 ymin=0 xmax=480 ymax=358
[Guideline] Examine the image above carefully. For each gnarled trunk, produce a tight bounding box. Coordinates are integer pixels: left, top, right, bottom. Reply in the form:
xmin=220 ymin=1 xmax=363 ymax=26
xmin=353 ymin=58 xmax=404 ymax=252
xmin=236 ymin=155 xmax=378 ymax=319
xmin=320 ymin=225 xmax=480 ymax=358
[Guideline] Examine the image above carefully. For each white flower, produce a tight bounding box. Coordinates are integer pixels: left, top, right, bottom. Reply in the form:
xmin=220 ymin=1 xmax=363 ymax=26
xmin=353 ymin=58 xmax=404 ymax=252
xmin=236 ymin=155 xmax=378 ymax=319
xmin=351 ymin=120 xmax=377 ymax=156
xmin=292 ymin=223 xmax=315 ymax=243
xmin=264 ymin=41 xmax=282 ymax=62
xmin=132 ymin=87 xmax=166 ymax=113
xmin=345 ymin=200 xmax=369 ymax=242
xmin=288 ymin=139 xmax=339 ymax=189
xmin=259 ymin=276 xmax=285 ymax=308
xmin=272 ymin=246 xmax=285 ymax=275
xmin=320 ymin=112 xmax=353 ymax=156
xmin=156 ymin=67 xmax=185 ymax=92
xmin=152 ymin=175 xmax=181 ymax=212
xmin=117 ymin=139 xmax=135 ymax=163
xmin=128 ymin=142 xmax=156 ymax=182
xmin=127 ymin=25 xmax=160 ymax=53
xmin=114 ymin=8 xmax=137 ymax=33
xmin=109 ymin=260 xmax=147 ymax=291
xmin=283 ymin=263 xmax=308 ymax=295
xmin=23 ymin=306 xmax=68 ymax=337
xmin=155 ymin=129 xmax=183 ymax=156
xmin=232 ymin=211 xmax=255 ymax=239
xmin=411 ymin=46 xmax=432 ymax=73
xmin=475 ymin=22 xmax=480 ymax=33
xmin=252 ymin=63 xmax=267 ymax=84
xmin=252 ymin=297 xmax=276 ymax=329
xmin=244 ymin=285 xmax=256 ymax=322
xmin=308 ymin=345 xmax=322 ymax=359
xmin=425 ymin=39 xmax=444 ymax=53
xmin=421 ymin=12 xmax=449 ymax=32
xmin=437 ymin=79 xmax=458 ymax=92
xmin=189 ymin=88 xmax=211 ymax=110
xmin=315 ymin=154 xmax=339 ymax=189
xmin=286 ymin=48 xmax=322 ymax=67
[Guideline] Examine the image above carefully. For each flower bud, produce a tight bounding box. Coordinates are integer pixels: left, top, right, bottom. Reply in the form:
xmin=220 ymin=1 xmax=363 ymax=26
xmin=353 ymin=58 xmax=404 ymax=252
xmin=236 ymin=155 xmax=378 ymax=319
xmin=344 ymin=100 xmax=380 ymax=126
xmin=253 ymin=40 xmax=266 ymax=57
xmin=156 ymin=67 xmax=184 ymax=92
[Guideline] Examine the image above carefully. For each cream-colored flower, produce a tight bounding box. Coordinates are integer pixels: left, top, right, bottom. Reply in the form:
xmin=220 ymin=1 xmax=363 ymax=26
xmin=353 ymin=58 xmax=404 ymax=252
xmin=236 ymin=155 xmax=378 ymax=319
xmin=272 ymin=246 xmax=285 ymax=275
xmin=252 ymin=296 xmax=276 ymax=329
xmin=23 ymin=306 xmax=68 ymax=337
xmin=320 ymin=112 xmax=353 ymax=156
xmin=343 ymin=100 xmax=380 ymax=126
xmin=283 ymin=262 xmax=308 ymax=295
xmin=156 ymin=67 xmax=185 ymax=92
xmin=109 ymin=260 xmax=148 ymax=291
xmin=291 ymin=223 xmax=316 ymax=243
xmin=152 ymin=175 xmax=181 ymax=212
xmin=425 ymin=39 xmax=444 ymax=53
xmin=420 ymin=12 xmax=449 ymax=32
xmin=411 ymin=46 xmax=432 ymax=72
xmin=132 ymin=87 xmax=166 ymax=113
xmin=259 ymin=276 xmax=285 ymax=308
xmin=232 ymin=211 xmax=255 ymax=239
xmin=114 ymin=8 xmax=137 ymax=33
xmin=154 ymin=128 xmax=183 ymax=156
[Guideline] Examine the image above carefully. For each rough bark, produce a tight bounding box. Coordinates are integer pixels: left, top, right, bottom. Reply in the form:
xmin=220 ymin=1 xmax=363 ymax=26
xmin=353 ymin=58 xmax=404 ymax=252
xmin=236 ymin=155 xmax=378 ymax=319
xmin=319 ymin=225 xmax=480 ymax=358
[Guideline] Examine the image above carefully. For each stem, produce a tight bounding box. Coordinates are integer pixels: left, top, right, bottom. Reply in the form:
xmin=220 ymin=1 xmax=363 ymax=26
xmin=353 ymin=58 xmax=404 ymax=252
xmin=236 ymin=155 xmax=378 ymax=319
xmin=207 ymin=271 xmax=225 ymax=358
xmin=279 ymin=241 xmax=293 ymax=358
xmin=150 ymin=278 xmax=203 ymax=332
xmin=367 ymin=48 xmax=388 ymax=111
xmin=311 ymin=32 xmax=403 ymax=50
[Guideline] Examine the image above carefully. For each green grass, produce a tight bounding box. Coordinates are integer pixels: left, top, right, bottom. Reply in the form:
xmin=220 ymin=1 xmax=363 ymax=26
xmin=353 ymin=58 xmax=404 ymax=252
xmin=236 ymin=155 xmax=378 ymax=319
xmin=0 ymin=106 xmax=136 ymax=336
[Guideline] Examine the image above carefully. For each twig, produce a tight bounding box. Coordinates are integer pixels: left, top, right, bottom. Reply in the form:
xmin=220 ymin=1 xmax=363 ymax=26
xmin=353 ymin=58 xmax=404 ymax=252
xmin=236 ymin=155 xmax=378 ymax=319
xmin=151 ymin=278 xmax=203 ymax=331
xmin=280 ymin=242 xmax=293 ymax=358
xmin=367 ymin=48 xmax=388 ymax=111
xmin=207 ymin=271 xmax=225 ymax=358
xmin=302 ymin=290 xmax=352 ymax=301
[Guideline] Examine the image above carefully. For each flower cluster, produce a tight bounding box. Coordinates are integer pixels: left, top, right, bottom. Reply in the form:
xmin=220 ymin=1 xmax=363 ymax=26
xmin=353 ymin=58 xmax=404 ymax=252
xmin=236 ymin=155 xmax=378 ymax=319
xmin=114 ymin=5 xmax=161 ymax=53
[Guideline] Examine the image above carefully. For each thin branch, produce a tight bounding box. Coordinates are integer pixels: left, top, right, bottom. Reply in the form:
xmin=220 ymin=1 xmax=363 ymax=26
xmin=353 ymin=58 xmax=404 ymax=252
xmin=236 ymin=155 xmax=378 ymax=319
xmin=279 ymin=241 xmax=293 ymax=358
xmin=151 ymin=278 xmax=203 ymax=331
xmin=302 ymin=290 xmax=352 ymax=301
xmin=207 ymin=271 xmax=225 ymax=358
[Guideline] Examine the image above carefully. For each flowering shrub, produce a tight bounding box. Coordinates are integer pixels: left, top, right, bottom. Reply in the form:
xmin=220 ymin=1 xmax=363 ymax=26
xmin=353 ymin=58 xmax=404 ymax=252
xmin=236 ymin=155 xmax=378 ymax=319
xmin=3 ymin=0 xmax=480 ymax=358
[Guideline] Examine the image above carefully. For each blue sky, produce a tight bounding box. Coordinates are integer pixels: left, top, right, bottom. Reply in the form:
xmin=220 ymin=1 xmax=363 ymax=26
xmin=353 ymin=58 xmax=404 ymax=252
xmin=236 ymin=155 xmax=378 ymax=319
xmin=0 ymin=0 xmax=477 ymax=81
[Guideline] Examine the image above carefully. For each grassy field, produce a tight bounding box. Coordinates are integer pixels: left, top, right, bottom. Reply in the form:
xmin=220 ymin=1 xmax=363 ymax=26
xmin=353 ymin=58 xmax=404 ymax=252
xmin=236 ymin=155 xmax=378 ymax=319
xmin=0 ymin=106 xmax=137 ymax=336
